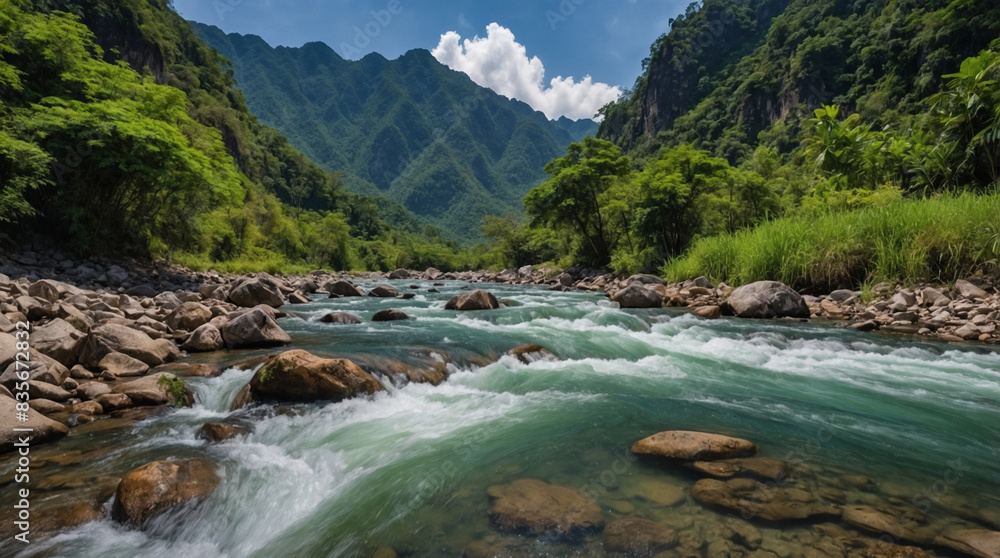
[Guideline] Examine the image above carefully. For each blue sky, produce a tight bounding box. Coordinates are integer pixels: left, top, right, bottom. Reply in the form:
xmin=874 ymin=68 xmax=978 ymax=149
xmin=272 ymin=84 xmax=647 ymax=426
xmin=172 ymin=0 xmax=691 ymax=120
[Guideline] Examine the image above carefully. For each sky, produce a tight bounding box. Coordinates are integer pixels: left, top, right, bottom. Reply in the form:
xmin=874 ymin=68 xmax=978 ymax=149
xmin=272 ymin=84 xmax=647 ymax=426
xmin=170 ymin=0 xmax=691 ymax=121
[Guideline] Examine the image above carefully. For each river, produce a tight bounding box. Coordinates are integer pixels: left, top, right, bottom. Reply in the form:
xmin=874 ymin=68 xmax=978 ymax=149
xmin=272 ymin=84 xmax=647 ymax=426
xmin=6 ymin=280 xmax=1000 ymax=557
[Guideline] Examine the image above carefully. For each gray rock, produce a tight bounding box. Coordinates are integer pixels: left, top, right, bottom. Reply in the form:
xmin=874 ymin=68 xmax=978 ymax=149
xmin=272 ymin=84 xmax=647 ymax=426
xmin=955 ymin=280 xmax=990 ymax=300
xmin=99 ymin=352 xmax=150 ymax=377
xmin=368 ymin=285 xmax=399 ymax=297
xmin=220 ymin=308 xmax=291 ymax=349
xmin=724 ymin=281 xmax=809 ymax=319
xmin=228 ymin=279 xmax=284 ymax=308
xmin=319 ymin=312 xmax=361 ymax=325
xmin=80 ymin=323 xmax=180 ymax=367
xmin=828 ymin=289 xmax=855 ymax=303
xmin=326 ymin=280 xmax=364 ymax=297
xmin=181 ymin=323 xmax=224 ymax=352
xmin=31 ymin=318 xmax=85 ymax=367
xmin=612 ymin=284 xmax=663 ymax=309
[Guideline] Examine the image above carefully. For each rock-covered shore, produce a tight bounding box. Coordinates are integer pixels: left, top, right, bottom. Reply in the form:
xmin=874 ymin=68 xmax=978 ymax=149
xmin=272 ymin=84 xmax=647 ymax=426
xmin=1 ymin=249 xmax=998 ymax=555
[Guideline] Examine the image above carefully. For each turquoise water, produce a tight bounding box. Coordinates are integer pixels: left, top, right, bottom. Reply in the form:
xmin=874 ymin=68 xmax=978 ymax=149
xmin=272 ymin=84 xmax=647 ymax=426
xmin=5 ymin=281 xmax=1000 ymax=557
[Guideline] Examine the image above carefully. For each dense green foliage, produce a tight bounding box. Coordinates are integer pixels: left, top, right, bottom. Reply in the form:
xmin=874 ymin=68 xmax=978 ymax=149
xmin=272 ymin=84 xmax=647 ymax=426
xmin=663 ymin=192 xmax=1000 ymax=291
xmin=598 ymin=0 xmax=1000 ymax=163
xmin=0 ymin=0 xmax=469 ymax=271
xmin=195 ymin=24 xmax=596 ymax=239
xmin=520 ymin=0 xmax=1000 ymax=287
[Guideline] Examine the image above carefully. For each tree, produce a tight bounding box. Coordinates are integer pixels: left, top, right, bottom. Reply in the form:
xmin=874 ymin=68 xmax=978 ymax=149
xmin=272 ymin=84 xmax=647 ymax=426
xmin=524 ymin=137 xmax=631 ymax=266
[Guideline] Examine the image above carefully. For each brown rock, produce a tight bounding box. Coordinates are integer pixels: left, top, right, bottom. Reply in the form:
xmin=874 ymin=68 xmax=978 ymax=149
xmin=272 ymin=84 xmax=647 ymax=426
xmin=80 ymin=323 xmax=180 ymax=367
xmin=198 ymin=422 xmax=247 ymax=442
xmin=688 ymin=457 xmax=789 ymax=481
xmin=692 ymin=305 xmax=722 ymax=319
xmin=371 ymin=309 xmax=409 ymax=322
xmin=319 ymin=312 xmax=361 ymax=325
xmin=287 ymin=291 xmax=310 ymax=304
xmin=99 ymin=352 xmax=150 ymax=377
xmin=31 ymin=318 xmax=85 ymax=367
xmin=326 ymin=280 xmax=364 ymax=297
xmin=723 ymin=281 xmax=809 ymax=319
xmin=368 ymin=285 xmax=399 ymax=297
xmin=28 ymin=398 xmax=65 ymax=414
xmin=446 ymin=290 xmax=501 ymax=311
xmin=0 ymin=396 xmax=68 ymax=452
xmin=164 ymin=302 xmax=212 ymax=332
xmin=111 ymin=372 xmax=192 ymax=406
xmin=220 ymin=307 xmax=292 ymax=349
xmin=631 ymin=430 xmax=758 ymax=461
xmin=228 ymin=279 xmax=284 ymax=308
xmin=505 ymin=344 xmax=557 ymax=364
xmin=612 ymin=284 xmax=663 ymax=309
xmin=27 ymin=380 xmax=72 ymax=402
xmin=691 ymin=478 xmax=838 ymax=521
xmin=487 ymin=478 xmax=603 ymax=539
xmin=603 ymin=518 xmax=679 ymax=556
xmin=95 ymin=393 xmax=133 ymax=412
xmin=67 ymin=400 xmax=103 ymax=415
xmin=111 ymin=459 xmax=220 ymax=527
xmin=180 ymin=323 xmax=224 ymax=352
xmin=246 ymin=349 xmax=385 ymax=403
xmin=934 ymin=528 xmax=1000 ymax=558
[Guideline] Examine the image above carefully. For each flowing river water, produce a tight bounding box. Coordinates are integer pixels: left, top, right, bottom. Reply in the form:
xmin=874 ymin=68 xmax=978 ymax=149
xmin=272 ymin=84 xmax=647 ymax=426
xmin=4 ymin=281 xmax=1000 ymax=557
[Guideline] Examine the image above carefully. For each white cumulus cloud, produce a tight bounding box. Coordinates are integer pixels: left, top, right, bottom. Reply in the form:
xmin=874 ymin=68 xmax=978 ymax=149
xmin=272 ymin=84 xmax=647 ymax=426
xmin=431 ymin=23 xmax=621 ymax=121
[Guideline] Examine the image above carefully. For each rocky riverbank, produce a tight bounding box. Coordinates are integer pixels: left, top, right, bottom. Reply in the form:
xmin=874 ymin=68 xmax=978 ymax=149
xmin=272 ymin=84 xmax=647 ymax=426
xmin=1 ymin=249 xmax=999 ymax=554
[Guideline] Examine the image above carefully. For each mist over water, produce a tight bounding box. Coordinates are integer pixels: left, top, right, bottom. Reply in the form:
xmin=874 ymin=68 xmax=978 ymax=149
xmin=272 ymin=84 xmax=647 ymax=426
xmin=9 ymin=281 xmax=1000 ymax=557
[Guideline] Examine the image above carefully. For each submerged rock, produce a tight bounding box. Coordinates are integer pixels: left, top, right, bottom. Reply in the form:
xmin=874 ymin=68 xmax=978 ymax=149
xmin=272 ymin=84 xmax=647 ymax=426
xmin=505 ymin=344 xmax=557 ymax=364
xmin=842 ymin=505 xmax=935 ymax=545
xmin=244 ymin=349 xmax=385 ymax=404
xmin=692 ymin=478 xmax=838 ymax=521
xmin=934 ymin=528 xmax=1000 ymax=558
xmin=487 ymin=478 xmax=603 ymax=539
xmin=198 ymin=422 xmax=247 ymax=442
xmin=723 ymin=281 xmax=809 ymax=319
xmin=445 ymin=290 xmax=500 ymax=311
xmin=688 ymin=456 xmax=790 ymax=481
xmin=603 ymin=518 xmax=679 ymax=556
xmin=631 ymin=430 xmax=758 ymax=461
xmin=111 ymin=459 xmax=220 ymax=527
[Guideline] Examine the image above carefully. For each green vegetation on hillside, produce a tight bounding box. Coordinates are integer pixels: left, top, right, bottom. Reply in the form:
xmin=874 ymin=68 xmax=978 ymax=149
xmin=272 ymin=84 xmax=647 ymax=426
xmin=0 ymin=0 xmax=471 ymax=272
xmin=515 ymin=0 xmax=1000 ymax=289
xmin=194 ymin=24 xmax=595 ymax=239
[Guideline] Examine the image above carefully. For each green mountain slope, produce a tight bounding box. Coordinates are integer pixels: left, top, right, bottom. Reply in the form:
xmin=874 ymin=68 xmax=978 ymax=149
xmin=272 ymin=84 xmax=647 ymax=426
xmin=195 ymin=24 xmax=597 ymax=238
xmin=0 ymin=0 xmax=464 ymax=270
xmin=599 ymin=0 xmax=1000 ymax=163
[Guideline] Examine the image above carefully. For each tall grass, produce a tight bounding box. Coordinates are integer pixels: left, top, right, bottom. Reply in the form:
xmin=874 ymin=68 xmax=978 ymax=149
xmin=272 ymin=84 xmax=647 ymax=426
xmin=663 ymin=191 xmax=1000 ymax=291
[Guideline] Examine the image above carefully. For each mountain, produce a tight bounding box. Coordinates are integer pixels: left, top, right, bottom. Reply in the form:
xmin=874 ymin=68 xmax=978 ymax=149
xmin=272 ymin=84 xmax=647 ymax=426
xmin=598 ymin=0 xmax=1000 ymax=163
xmin=195 ymin=24 xmax=598 ymax=238
xmin=0 ymin=0 xmax=465 ymax=271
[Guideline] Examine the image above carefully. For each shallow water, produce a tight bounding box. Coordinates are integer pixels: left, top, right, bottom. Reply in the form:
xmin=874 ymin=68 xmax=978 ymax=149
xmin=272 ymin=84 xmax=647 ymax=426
xmin=3 ymin=281 xmax=1000 ymax=557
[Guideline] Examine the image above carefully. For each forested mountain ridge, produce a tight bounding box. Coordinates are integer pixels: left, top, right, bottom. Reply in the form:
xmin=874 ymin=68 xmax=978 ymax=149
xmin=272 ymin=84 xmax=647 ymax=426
xmin=0 ymin=0 xmax=466 ymax=271
xmin=195 ymin=24 xmax=598 ymax=238
xmin=599 ymin=0 xmax=1000 ymax=163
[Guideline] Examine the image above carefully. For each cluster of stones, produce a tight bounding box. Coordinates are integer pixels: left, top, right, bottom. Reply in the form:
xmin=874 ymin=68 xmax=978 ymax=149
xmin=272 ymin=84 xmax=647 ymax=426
xmin=460 ymin=430 xmax=1000 ymax=558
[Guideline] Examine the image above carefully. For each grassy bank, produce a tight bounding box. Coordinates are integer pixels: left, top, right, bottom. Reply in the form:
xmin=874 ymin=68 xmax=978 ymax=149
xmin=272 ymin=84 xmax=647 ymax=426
xmin=663 ymin=192 xmax=1000 ymax=291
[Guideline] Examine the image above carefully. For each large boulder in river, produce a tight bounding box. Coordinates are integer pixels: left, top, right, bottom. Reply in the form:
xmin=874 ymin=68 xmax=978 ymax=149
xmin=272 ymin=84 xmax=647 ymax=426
xmin=319 ymin=312 xmax=361 ymax=325
xmin=164 ymin=302 xmax=212 ymax=332
xmin=0 ymin=396 xmax=68 ymax=453
xmin=723 ymin=281 xmax=809 ymax=319
xmin=80 ymin=323 xmax=180 ymax=367
xmin=228 ymin=279 xmax=284 ymax=309
xmin=327 ymin=280 xmax=364 ymax=297
xmin=445 ymin=290 xmax=500 ymax=311
xmin=246 ymin=349 xmax=385 ymax=403
xmin=603 ymin=518 xmax=679 ymax=556
xmin=181 ymin=323 xmax=224 ymax=352
xmin=632 ymin=430 xmax=758 ymax=461
xmin=368 ymin=285 xmax=399 ymax=297
xmin=488 ymin=478 xmax=603 ymax=539
xmin=111 ymin=459 xmax=219 ymax=527
xmin=612 ymin=284 xmax=663 ymax=309
xmin=372 ymin=309 xmax=409 ymax=322
xmin=220 ymin=308 xmax=291 ymax=349
xmin=112 ymin=372 xmax=192 ymax=406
